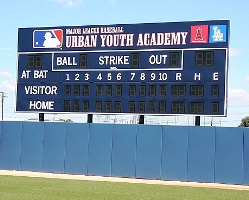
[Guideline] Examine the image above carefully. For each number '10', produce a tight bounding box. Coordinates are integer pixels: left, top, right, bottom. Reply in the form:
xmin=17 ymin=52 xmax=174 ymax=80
xmin=151 ymin=73 xmax=167 ymax=80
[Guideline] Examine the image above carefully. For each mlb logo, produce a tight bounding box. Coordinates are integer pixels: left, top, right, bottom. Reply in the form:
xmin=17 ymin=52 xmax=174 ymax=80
xmin=209 ymin=25 xmax=227 ymax=43
xmin=190 ymin=25 xmax=209 ymax=43
xmin=33 ymin=29 xmax=63 ymax=48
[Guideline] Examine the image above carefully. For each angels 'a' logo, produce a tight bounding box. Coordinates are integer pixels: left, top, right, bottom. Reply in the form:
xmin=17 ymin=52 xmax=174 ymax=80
xmin=190 ymin=25 xmax=208 ymax=43
xmin=195 ymin=27 xmax=204 ymax=41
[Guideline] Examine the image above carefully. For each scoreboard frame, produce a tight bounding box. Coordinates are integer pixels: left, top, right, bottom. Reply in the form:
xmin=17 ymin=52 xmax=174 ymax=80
xmin=16 ymin=20 xmax=229 ymax=117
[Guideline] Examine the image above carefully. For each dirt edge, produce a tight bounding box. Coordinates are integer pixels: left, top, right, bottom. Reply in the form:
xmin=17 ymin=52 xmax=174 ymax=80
xmin=0 ymin=170 xmax=249 ymax=191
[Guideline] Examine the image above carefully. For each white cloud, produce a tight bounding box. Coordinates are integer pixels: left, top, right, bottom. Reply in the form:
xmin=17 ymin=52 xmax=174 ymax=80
xmin=0 ymin=80 xmax=15 ymax=93
xmin=229 ymin=48 xmax=244 ymax=56
xmin=0 ymin=80 xmax=16 ymax=93
xmin=228 ymin=88 xmax=249 ymax=103
xmin=53 ymin=0 xmax=83 ymax=7
xmin=0 ymin=71 xmax=13 ymax=78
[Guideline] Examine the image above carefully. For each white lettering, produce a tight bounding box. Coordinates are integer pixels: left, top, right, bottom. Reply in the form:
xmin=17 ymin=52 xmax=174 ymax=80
xmin=164 ymin=33 xmax=171 ymax=45
xmin=33 ymin=70 xmax=48 ymax=79
xmin=98 ymin=55 xmax=129 ymax=65
xmin=66 ymin=28 xmax=81 ymax=34
xmin=181 ymin=32 xmax=188 ymax=45
xmin=149 ymin=55 xmax=167 ymax=65
xmin=25 ymin=86 xmax=57 ymax=95
xmin=144 ymin=33 xmax=150 ymax=46
xmin=56 ymin=57 xmax=77 ymax=66
xmin=100 ymin=34 xmax=134 ymax=47
xmin=56 ymin=57 xmax=78 ymax=66
xmin=157 ymin=33 xmax=164 ymax=45
xmin=137 ymin=32 xmax=188 ymax=46
xmin=66 ymin=35 xmax=97 ymax=48
xmin=21 ymin=70 xmax=31 ymax=79
xmin=124 ymin=56 xmax=129 ymax=64
xmin=100 ymin=26 xmax=124 ymax=34
xmin=100 ymin=35 xmax=107 ymax=47
xmin=99 ymin=56 xmax=104 ymax=65
xmin=57 ymin=57 xmax=62 ymax=65
xmin=137 ymin=34 xmax=144 ymax=46
xmin=213 ymin=72 xmax=219 ymax=80
xmin=194 ymin=73 xmax=201 ymax=80
xmin=29 ymin=101 xmax=54 ymax=110
xmin=110 ymin=56 xmax=115 ymax=65
xmin=171 ymin=32 xmax=180 ymax=45
xmin=82 ymin=27 xmax=99 ymax=34
xmin=176 ymin=73 xmax=182 ymax=80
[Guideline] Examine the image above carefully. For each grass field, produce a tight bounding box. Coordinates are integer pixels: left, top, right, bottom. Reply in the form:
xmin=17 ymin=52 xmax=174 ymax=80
xmin=0 ymin=175 xmax=248 ymax=200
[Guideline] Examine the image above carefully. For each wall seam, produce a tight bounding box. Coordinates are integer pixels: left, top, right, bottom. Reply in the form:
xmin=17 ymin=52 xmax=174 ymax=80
xmin=214 ymin=126 xmax=217 ymax=183
xmin=242 ymin=128 xmax=245 ymax=184
xmin=86 ymin=123 xmax=90 ymax=175
xmin=159 ymin=125 xmax=163 ymax=180
xmin=110 ymin=124 xmax=114 ymax=177
xmin=63 ymin=123 xmax=67 ymax=174
xmin=19 ymin=121 xmax=23 ymax=171
xmin=186 ymin=126 xmax=189 ymax=182
xmin=134 ymin=125 xmax=138 ymax=178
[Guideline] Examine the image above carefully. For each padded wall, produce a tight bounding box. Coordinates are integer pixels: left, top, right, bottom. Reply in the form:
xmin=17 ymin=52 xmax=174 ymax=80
xmin=111 ymin=124 xmax=137 ymax=177
xmin=215 ymin=127 xmax=243 ymax=184
xmin=187 ymin=126 xmax=215 ymax=183
xmin=20 ymin=122 xmax=44 ymax=171
xmin=87 ymin=124 xmax=113 ymax=176
xmin=243 ymin=128 xmax=249 ymax=184
xmin=64 ymin=123 xmax=89 ymax=174
xmin=161 ymin=126 xmax=188 ymax=181
xmin=0 ymin=121 xmax=22 ymax=170
xmin=42 ymin=123 xmax=67 ymax=173
xmin=136 ymin=125 xmax=162 ymax=179
xmin=0 ymin=121 xmax=249 ymax=185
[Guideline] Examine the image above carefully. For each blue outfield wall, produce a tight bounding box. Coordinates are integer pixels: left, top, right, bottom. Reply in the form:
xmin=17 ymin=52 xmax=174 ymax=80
xmin=64 ymin=123 xmax=89 ymax=175
xmin=187 ymin=126 xmax=215 ymax=183
xmin=161 ymin=126 xmax=188 ymax=181
xmin=0 ymin=121 xmax=249 ymax=185
xmin=244 ymin=129 xmax=249 ymax=184
xmin=111 ymin=124 xmax=137 ymax=178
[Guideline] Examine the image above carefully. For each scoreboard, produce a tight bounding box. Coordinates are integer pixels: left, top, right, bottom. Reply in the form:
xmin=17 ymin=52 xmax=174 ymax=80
xmin=16 ymin=20 xmax=229 ymax=116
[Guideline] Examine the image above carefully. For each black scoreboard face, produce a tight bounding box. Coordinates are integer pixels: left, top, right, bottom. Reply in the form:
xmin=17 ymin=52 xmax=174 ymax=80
xmin=16 ymin=20 xmax=229 ymax=116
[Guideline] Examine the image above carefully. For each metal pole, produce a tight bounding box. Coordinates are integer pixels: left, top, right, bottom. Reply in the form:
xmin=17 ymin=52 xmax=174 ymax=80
xmin=1 ymin=93 xmax=3 ymax=120
xmin=195 ymin=116 xmax=200 ymax=126
xmin=39 ymin=113 xmax=44 ymax=121
xmin=138 ymin=115 xmax=144 ymax=124
xmin=87 ymin=114 xmax=93 ymax=123
xmin=0 ymin=92 xmax=7 ymax=120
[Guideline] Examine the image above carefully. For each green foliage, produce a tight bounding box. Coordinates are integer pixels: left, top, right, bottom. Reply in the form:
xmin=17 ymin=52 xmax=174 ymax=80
xmin=0 ymin=175 xmax=248 ymax=200
xmin=58 ymin=118 xmax=73 ymax=122
xmin=239 ymin=116 xmax=249 ymax=127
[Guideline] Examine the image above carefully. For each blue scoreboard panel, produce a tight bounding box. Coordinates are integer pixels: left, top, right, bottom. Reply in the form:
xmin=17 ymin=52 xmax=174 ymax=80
xmin=16 ymin=20 xmax=229 ymax=116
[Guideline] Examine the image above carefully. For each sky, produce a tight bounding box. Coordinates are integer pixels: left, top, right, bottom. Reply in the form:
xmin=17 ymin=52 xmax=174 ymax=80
xmin=0 ymin=0 xmax=248 ymax=126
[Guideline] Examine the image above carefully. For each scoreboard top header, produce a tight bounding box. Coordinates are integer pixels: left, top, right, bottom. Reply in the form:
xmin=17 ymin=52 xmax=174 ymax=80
xmin=18 ymin=20 xmax=229 ymax=52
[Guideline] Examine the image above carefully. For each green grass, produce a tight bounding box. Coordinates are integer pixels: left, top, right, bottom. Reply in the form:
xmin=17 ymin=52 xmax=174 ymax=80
xmin=0 ymin=175 xmax=248 ymax=200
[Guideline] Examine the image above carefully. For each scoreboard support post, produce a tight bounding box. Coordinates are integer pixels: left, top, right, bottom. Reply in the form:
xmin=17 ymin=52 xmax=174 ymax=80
xmin=195 ymin=116 xmax=200 ymax=126
xmin=87 ymin=114 xmax=93 ymax=123
xmin=139 ymin=115 xmax=145 ymax=124
xmin=39 ymin=113 xmax=44 ymax=122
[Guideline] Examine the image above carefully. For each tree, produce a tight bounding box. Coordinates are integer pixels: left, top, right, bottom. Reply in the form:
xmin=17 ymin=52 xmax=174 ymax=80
xmin=239 ymin=116 xmax=249 ymax=127
xmin=58 ymin=118 xmax=73 ymax=122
